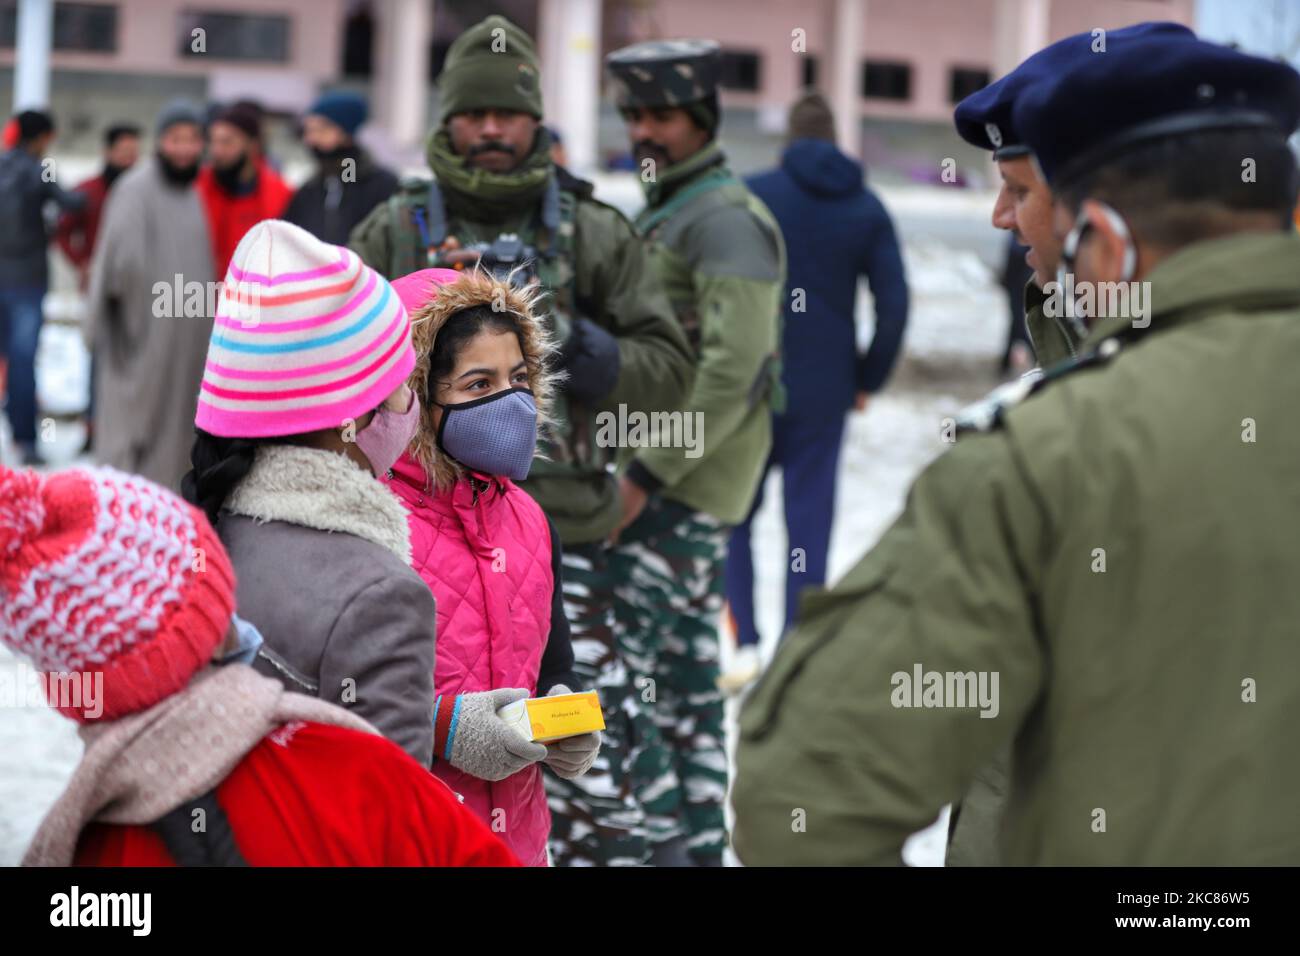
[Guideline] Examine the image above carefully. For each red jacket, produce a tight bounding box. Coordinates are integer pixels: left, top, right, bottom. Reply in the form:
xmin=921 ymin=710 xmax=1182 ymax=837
xmin=195 ymin=160 xmax=292 ymax=276
xmin=72 ymin=721 xmax=521 ymax=866
xmin=54 ymin=173 xmax=111 ymax=279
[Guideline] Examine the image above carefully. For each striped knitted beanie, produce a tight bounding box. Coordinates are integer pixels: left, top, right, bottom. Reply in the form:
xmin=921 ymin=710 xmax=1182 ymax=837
xmin=195 ymin=219 xmax=416 ymax=439
xmin=0 ymin=465 xmax=237 ymax=723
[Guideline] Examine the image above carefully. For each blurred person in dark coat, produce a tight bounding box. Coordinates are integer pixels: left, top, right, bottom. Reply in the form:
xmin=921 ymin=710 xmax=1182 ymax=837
xmin=722 ymin=90 xmax=909 ymax=692
xmin=0 ymin=110 xmax=87 ymax=465
xmin=283 ymin=92 xmax=397 ymax=247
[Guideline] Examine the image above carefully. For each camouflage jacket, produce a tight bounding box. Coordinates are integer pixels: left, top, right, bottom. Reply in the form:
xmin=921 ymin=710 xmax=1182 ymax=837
xmin=627 ymin=143 xmax=786 ymax=525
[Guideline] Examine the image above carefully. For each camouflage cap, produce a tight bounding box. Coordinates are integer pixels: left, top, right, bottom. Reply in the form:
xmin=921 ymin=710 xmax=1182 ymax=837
xmin=605 ymin=39 xmax=722 ymax=110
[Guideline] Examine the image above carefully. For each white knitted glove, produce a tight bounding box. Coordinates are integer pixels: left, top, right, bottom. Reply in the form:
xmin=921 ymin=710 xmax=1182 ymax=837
xmin=541 ymin=684 xmax=602 ymax=779
xmin=448 ymin=688 xmax=548 ymax=782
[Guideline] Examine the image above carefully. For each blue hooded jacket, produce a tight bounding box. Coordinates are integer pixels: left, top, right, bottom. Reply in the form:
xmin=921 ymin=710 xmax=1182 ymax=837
xmin=747 ymin=138 xmax=909 ymax=421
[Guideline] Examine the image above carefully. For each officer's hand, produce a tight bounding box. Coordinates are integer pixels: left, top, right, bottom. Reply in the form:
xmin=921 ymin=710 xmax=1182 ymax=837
xmin=854 ymin=391 xmax=871 ymax=413
xmin=607 ymin=476 xmax=648 ymax=546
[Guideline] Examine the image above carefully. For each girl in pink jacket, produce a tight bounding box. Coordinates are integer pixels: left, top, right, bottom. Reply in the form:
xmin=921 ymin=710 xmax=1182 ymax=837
xmin=385 ymin=268 xmax=601 ymax=867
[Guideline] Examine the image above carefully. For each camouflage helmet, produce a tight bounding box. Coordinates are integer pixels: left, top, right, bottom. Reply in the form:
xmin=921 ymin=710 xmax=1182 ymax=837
xmin=605 ymin=38 xmax=722 ymax=129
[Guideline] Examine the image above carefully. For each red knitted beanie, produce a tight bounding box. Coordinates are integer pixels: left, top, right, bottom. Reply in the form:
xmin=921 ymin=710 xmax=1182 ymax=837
xmin=0 ymin=465 xmax=237 ymax=722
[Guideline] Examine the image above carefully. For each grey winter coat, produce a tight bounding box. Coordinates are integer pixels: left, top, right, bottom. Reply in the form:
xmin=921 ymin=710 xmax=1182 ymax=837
xmin=217 ymin=444 xmax=437 ymax=766
xmin=85 ymin=156 xmax=215 ymax=489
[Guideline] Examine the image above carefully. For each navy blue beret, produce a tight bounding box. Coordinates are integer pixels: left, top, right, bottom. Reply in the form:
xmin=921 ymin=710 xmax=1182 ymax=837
xmin=954 ymin=21 xmax=1195 ymax=159
xmin=1014 ymin=32 xmax=1300 ymax=186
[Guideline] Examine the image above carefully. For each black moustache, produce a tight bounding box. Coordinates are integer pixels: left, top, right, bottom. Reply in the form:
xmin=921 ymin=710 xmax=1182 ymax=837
xmin=469 ymin=142 xmax=516 ymax=157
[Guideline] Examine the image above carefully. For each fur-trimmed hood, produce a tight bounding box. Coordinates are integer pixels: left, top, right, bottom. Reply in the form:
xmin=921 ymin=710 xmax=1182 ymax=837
xmin=394 ymin=268 xmax=558 ymax=494
xmin=224 ymin=444 xmax=412 ymax=562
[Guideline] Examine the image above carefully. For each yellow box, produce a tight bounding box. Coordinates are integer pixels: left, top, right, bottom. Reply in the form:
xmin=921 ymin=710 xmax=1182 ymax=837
xmin=497 ymin=691 xmax=605 ymax=743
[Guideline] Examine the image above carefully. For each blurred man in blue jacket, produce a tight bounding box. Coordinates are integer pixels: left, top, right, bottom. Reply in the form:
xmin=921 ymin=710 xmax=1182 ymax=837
xmin=721 ymin=90 xmax=909 ymax=691
xmin=0 ymin=110 xmax=86 ymax=465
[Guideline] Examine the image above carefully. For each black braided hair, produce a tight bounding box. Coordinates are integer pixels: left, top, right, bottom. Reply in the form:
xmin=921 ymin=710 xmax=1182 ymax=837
xmin=180 ymin=429 xmax=263 ymax=527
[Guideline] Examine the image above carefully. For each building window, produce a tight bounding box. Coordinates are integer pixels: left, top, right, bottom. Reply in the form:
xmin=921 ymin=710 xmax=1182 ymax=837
xmin=719 ymin=49 xmax=761 ymax=92
xmin=178 ymin=10 xmax=290 ymax=62
xmin=341 ymin=4 xmax=373 ymax=77
xmin=950 ymin=66 xmax=991 ymax=103
xmin=0 ymin=3 xmax=18 ymax=46
xmin=862 ymin=60 xmax=911 ymax=101
xmin=430 ymin=39 xmax=452 ymax=82
xmin=0 ymin=1 xmax=117 ymax=52
xmin=801 ymin=54 xmax=818 ymax=88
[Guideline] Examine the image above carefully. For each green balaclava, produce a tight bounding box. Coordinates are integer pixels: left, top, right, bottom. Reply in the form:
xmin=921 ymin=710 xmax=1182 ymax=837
xmin=437 ymin=15 xmax=544 ymax=125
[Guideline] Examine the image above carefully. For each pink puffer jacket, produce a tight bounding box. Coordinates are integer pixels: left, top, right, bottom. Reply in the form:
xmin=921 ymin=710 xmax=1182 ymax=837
xmin=385 ymin=452 xmax=554 ymax=866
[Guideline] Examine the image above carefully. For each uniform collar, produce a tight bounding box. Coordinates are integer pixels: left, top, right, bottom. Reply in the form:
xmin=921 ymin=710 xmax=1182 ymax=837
xmin=1080 ymin=231 xmax=1300 ymax=350
xmin=642 ymin=140 xmax=726 ymax=208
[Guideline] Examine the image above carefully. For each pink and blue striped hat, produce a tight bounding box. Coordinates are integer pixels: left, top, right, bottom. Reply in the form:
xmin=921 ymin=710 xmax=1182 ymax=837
xmin=195 ymin=220 xmax=416 ymax=438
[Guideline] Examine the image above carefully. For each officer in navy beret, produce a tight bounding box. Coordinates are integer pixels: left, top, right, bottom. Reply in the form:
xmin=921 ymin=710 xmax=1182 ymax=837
xmin=733 ymin=33 xmax=1300 ymax=867
xmin=953 ymin=21 xmax=1197 ymax=369
xmin=1014 ymin=31 xmax=1300 ymax=339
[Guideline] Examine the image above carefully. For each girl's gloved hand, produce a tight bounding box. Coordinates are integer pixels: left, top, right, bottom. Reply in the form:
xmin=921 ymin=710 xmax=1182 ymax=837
xmin=437 ymin=688 xmax=548 ymax=782
xmin=541 ymin=684 xmax=602 ymax=779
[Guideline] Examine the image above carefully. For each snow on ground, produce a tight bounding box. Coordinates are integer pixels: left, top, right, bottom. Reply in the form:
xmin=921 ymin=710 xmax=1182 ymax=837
xmin=0 ymin=661 xmax=84 ymax=865
xmin=0 ymin=186 xmax=1013 ymax=866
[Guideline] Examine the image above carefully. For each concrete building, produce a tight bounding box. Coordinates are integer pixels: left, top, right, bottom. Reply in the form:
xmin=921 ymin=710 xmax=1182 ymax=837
xmin=0 ymin=0 xmax=1202 ymax=181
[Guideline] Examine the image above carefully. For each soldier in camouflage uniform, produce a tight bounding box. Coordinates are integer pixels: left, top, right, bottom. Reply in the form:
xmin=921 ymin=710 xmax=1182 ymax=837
xmin=349 ymin=15 xmax=695 ymax=867
xmin=602 ymin=39 xmax=786 ymax=866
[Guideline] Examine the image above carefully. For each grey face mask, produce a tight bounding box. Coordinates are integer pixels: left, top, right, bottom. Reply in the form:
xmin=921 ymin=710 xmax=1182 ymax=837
xmin=435 ymin=387 xmax=538 ymax=481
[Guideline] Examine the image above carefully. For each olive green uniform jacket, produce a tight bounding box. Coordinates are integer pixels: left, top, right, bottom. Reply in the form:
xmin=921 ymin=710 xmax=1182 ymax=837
xmin=734 ymin=231 xmax=1300 ymax=865
xmin=946 ymin=278 xmax=1084 ymax=866
xmin=628 ymin=144 xmax=785 ymax=524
